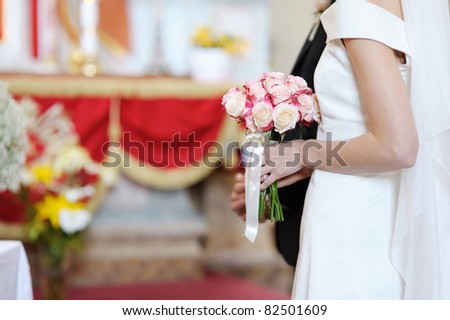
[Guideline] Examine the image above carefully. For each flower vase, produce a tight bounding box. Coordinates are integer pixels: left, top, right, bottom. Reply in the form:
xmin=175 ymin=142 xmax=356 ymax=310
xmin=40 ymin=264 xmax=66 ymax=300
xmin=37 ymin=245 xmax=67 ymax=300
xmin=190 ymin=47 xmax=232 ymax=83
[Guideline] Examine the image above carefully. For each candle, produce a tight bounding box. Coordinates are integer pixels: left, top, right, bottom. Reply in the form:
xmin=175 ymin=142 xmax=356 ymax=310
xmin=80 ymin=0 xmax=99 ymax=57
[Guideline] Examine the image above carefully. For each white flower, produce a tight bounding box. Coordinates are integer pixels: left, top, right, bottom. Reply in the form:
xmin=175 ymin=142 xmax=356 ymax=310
xmin=58 ymin=209 xmax=92 ymax=234
xmin=222 ymin=88 xmax=247 ymax=118
xmin=19 ymin=169 xmax=33 ymax=187
xmin=0 ymin=81 xmax=27 ymax=192
xmin=53 ymin=145 xmax=92 ymax=176
xmin=64 ymin=185 xmax=96 ymax=203
xmin=273 ymin=103 xmax=300 ymax=134
xmin=252 ymin=100 xmax=274 ymax=131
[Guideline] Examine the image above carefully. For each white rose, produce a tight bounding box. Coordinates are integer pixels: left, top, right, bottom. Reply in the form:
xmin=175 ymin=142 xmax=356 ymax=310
xmin=252 ymin=100 xmax=274 ymax=130
xmin=58 ymin=209 xmax=92 ymax=234
xmin=223 ymin=88 xmax=247 ymax=118
xmin=273 ymin=103 xmax=300 ymax=134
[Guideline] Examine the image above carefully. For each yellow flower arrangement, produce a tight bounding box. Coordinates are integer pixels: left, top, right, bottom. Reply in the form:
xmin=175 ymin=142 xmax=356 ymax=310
xmin=31 ymin=165 xmax=54 ymax=186
xmin=191 ymin=26 xmax=247 ymax=55
xmin=22 ymin=145 xmax=100 ymax=273
xmin=35 ymin=194 xmax=83 ymax=229
xmin=14 ymin=101 xmax=102 ymax=299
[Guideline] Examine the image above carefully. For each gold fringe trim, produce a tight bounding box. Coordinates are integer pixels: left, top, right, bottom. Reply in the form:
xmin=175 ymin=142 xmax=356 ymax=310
xmin=3 ymin=74 xmax=236 ymax=99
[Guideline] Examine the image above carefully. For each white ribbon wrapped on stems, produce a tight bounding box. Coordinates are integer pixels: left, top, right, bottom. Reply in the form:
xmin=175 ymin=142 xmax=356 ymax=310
xmin=242 ymin=132 xmax=268 ymax=243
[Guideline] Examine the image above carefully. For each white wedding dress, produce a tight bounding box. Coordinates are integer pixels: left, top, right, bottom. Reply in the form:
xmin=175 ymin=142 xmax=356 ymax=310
xmin=291 ymin=1 xmax=412 ymax=299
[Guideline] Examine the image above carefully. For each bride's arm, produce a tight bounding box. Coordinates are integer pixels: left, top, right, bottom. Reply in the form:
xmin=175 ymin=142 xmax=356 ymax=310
xmin=314 ymin=36 xmax=418 ymax=171
xmin=261 ymin=34 xmax=418 ymax=190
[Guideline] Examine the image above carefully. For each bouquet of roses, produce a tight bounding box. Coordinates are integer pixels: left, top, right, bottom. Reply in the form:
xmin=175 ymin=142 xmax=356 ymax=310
xmin=222 ymin=72 xmax=320 ymax=242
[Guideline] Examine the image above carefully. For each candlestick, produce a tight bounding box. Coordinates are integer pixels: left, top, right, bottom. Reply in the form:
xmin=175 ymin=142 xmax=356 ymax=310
xmin=78 ymin=0 xmax=99 ymax=77
xmin=79 ymin=0 xmax=98 ymax=57
xmin=148 ymin=0 xmax=170 ymax=75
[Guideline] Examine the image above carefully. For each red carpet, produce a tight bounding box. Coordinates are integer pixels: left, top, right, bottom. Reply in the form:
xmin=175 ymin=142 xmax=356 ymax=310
xmin=34 ymin=272 xmax=290 ymax=300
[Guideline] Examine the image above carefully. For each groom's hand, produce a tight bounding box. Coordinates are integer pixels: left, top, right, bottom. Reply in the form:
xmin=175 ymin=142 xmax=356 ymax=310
xmin=230 ymin=173 xmax=246 ymax=220
xmin=230 ymin=173 xmax=268 ymax=222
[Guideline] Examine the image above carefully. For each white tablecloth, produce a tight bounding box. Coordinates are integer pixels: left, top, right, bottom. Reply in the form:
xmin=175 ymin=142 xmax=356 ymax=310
xmin=0 ymin=241 xmax=33 ymax=300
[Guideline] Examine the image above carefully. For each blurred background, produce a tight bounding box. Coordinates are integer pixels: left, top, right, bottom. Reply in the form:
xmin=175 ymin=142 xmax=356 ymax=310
xmin=0 ymin=0 xmax=317 ymax=300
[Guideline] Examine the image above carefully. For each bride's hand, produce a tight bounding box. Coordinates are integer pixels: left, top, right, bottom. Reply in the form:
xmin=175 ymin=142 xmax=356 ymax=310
xmin=277 ymin=167 xmax=313 ymax=188
xmin=260 ymin=140 xmax=307 ymax=190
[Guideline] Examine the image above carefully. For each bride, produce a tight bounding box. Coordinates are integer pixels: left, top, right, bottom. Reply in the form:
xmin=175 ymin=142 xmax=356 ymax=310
xmin=232 ymin=0 xmax=450 ymax=299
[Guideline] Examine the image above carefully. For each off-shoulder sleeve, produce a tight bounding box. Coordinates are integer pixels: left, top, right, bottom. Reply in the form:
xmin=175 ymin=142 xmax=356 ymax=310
xmin=321 ymin=0 xmax=411 ymax=56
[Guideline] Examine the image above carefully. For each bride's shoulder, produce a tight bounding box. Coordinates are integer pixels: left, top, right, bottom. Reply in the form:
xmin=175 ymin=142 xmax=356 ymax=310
xmin=321 ymin=0 xmax=410 ymax=55
xmin=322 ymin=0 xmax=405 ymax=27
xmin=367 ymin=0 xmax=404 ymax=20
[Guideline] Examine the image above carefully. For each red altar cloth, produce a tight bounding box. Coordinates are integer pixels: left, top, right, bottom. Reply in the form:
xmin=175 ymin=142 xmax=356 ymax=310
xmin=0 ymin=80 xmax=241 ymax=224
xmin=120 ymin=97 xmax=225 ymax=169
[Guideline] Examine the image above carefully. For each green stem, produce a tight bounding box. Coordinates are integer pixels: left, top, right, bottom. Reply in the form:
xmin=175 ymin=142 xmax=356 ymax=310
xmin=258 ymin=189 xmax=267 ymax=221
xmin=268 ymin=183 xmax=284 ymax=222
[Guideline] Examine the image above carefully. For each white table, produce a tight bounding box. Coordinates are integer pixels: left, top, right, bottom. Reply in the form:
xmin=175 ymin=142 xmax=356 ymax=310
xmin=0 ymin=241 xmax=33 ymax=300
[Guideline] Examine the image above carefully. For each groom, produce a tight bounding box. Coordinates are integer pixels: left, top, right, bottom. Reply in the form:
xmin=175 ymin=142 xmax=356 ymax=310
xmin=231 ymin=1 xmax=333 ymax=268
xmin=275 ymin=8 xmax=330 ymax=267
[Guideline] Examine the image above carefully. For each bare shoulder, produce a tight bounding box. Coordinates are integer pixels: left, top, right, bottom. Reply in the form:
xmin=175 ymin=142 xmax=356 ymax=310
xmin=368 ymin=0 xmax=404 ymax=20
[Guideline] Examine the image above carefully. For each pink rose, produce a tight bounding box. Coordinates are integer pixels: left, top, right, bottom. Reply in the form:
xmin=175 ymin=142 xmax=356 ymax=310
xmin=244 ymin=79 xmax=268 ymax=102
xmin=252 ymin=100 xmax=274 ymax=131
xmin=273 ymin=103 xmax=300 ymax=134
xmin=286 ymin=75 xmax=308 ymax=94
xmin=222 ymin=87 xmax=239 ymax=105
xmin=222 ymin=88 xmax=247 ymax=119
xmin=295 ymin=93 xmax=317 ymax=124
xmin=258 ymin=72 xmax=268 ymax=82
xmin=244 ymin=112 xmax=259 ymax=133
xmin=263 ymin=72 xmax=285 ymax=90
xmin=268 ymin=84 xmax=292 ymax=105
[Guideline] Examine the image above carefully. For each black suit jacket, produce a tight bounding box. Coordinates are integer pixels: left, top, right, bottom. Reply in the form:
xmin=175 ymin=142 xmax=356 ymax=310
xmin=275 ymin=17 xmax=329 ymax=267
